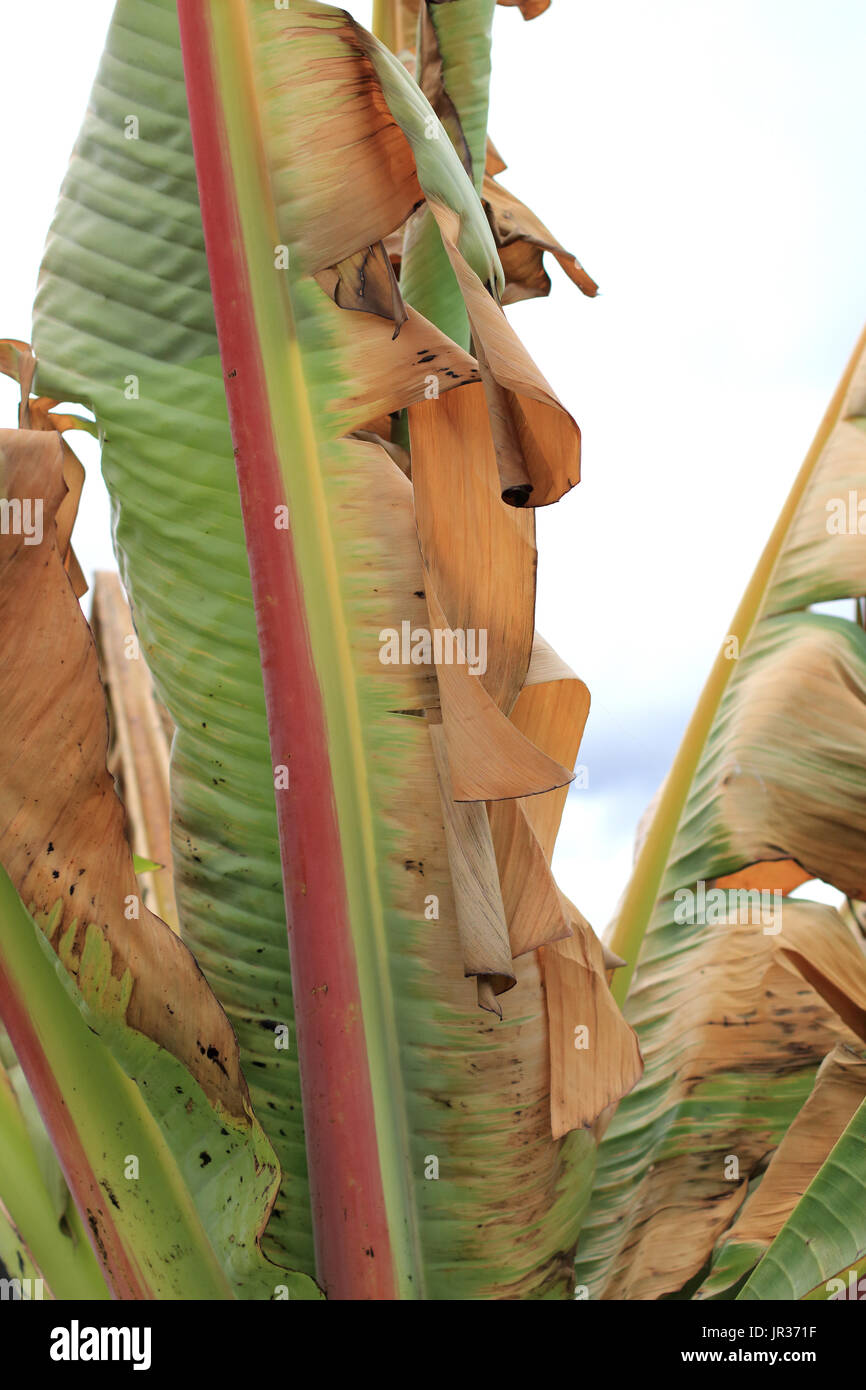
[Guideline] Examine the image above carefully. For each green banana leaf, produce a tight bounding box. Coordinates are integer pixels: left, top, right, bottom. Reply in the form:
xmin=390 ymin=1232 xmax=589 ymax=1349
xmin=740 ymin=1083 xmax=866 ymax=1300
xmin=32 ymin=0 xmax=598 ymax=1298
xmin=399 ymin=0 xmax=496 ymax=343
xmin=0 ymin=863 xmax=316 ymax=1299
xmin=0 ymin=1029 xmax=108 ymax=1300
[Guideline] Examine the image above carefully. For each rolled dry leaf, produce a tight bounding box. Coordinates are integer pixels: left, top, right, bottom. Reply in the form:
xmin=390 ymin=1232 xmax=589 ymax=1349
xmin=476 ymin=976 xmax=504 ymax=1020
xmin=485 ymin=631 xmax=590 ymax=958
xmin=486 ymin=634 xmax=638 ymax=1134
xmin=428 ymin=721 xmax=516 ymax=1009
xmin=409 ymin=382 xmax=536 ymax=714
xmin=505 ymin=631 xmax=590 ymax=855
xmin=428 ymin=200 xmax=582 ymax=507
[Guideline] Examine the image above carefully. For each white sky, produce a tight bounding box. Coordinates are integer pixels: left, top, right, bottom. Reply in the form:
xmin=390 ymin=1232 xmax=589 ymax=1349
xmin=2 ymin=1 xmax=865 ymax=930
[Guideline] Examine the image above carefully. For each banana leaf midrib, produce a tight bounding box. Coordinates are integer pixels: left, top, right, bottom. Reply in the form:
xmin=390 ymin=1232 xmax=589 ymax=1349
xmin=185 ymin=0 xmax=426 ymax=1297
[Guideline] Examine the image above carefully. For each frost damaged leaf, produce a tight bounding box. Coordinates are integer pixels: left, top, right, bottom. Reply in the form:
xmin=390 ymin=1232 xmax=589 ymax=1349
xmin=580 ymin=904 xmax=866 ymax=1299
xmin=409 ymin=382 xmax=536 ymax=713
xmin=496 ymin=635 xmax=641 ymax=1133
xmin=265 ymin=6 xmax=578 ymax=504
xmin=251 ymin=7 xmax=423 ymax=274
xmin=698 ymin=1044 xmax=866 ymax=1298
xmin=309 ymin=276 xmax=479 ymax=430
xmin=0 ymin=430 xmax=242 ymax=1113
xmin=251 ymin=2 xmax=502 ymax=292
xmin=541 ymin=904 xmax=644 ymax=1139
xmin=578 ymin=326 xmax=866 ymax=1297
xmin=0 ymin=428 xmax=320 ymax=1299
xmin=35 ymin=0 xmax=605 ymax=1295
xmin=483 ymin=171 xmax=598 ymax=304
xmin=716 ymin=618 xmax=866 ymax=899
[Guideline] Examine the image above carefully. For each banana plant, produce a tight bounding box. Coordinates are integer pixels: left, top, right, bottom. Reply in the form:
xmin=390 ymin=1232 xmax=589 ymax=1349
xmin=0 ymin=0 xmax=640 ymax=1300
xmin=8 ymin=0 xmax=860 ymax=1307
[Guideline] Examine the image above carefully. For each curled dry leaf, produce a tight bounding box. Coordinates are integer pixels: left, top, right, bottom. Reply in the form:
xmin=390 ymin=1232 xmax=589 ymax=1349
xmin=325 ymin=242 xmax=408 ymax=337
xmin=409 ymin=382 xmax=536 ymax=713
xmin=0 ymin=339 xmax=87 ymax=597
xmin=542 ymin=903 xmax=644 ymax=1139
xmin=483 ymin=172 xmax=598 ymax=304
xmin=429 ymin=201 xmax=582 ymax=506
xmin=497 ymin=634 xmax=641 ymax=1135
xmin=0 ymin=429 xmax=251 ymax=1117
xmin=0 ymin=426 xmax=324 ymax=1297
xmin=426 ymin=585 xmax=574 ymax=800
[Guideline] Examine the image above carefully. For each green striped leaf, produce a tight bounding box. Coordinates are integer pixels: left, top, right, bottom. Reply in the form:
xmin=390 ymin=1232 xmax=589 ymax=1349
xmin=33 ymin=0 xmax=599 ymax=1298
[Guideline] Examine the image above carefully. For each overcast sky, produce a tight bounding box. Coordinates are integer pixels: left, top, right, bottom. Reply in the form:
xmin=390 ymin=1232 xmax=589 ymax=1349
xmin=2 ymin=1 xmax=865 ymax=930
